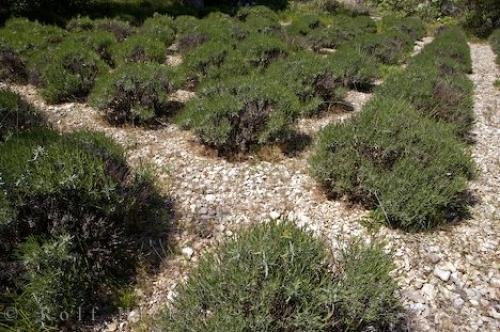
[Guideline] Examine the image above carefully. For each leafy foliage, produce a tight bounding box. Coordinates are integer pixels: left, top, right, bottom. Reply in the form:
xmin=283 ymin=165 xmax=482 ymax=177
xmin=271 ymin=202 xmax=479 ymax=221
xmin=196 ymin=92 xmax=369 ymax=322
xmin=308 ymin=14 xmax=377 ymax=50
xmin=378 ymin=26 xmax=474 ymax=138
xmin=0 ymin=89 xmax=45 ymax=140
xmin=0 ymin=128 xmax=169 ymax=330
xmin=90 ymin=62 xmax=179 ymax=125
xmin=65 ymin=30 xmax=117 ymax=65
xmin=141 ymin=13 xmax=176 ymax=46
xmin=0 ymin=18 xmax=66 ymax=60
xmin=111 ymin=35 xmax=166 ymax=66
xmin=159 ymin=220 xmax=404 ymax=331
xmin=310 ymin=97 xmax=474 ymax=230
xmin=31 ymin=40 xmax=107 ymax=103
xmin=178 ymin=75 xmax=300 ymax=154
xmin=328 ymin=46 xmax=380 ymax=90
xmin=265 ymin=51 xmax=346 ymax=115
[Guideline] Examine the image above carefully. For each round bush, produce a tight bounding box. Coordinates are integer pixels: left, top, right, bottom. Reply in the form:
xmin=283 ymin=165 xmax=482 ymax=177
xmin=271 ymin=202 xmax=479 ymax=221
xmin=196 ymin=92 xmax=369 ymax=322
xmin=95 ymin=18 xmax=135 ymax=41
xmin=350 ymin=31 xmax=413 ymax=65
xmin=111 ymin=35 xmax=166 ymax=66
xmin=141 ymin=13 xmax=176 ymax=46
xmin=90 ymin=63 xmax=179 ymax=125
xmin=237 ymin=32 xmax=289 ymax=67
xmin=0 ymin=128 xmax=169 ymax=330
xmin=32 ymin=40 xmax=107 ymax=103
xmin=310 ymin=97 xmax=474 ymax=230
xmin=266 ymin=51 xmax=346 ymax=116
xmin=286 ymin=14 xmax=325 ymax=36
xmin=65 ymin=30 xmax=117 ymax=65
xmin=0 ymin=89 xmax=45 ymax=140
xmin=328 ymin=45 xmax=380 ymax=90
xmin=308 ymin=15 xmax=377 ymax=49
xmin=159 ymin=221 xmax=404 ymax=331
xmin=0 ymin=18 xmax=66 ymax=60
xmin=236 ymin=5 xmax=281 ymax=33
xmin=178 ymin=75 xmax=300 ymax=154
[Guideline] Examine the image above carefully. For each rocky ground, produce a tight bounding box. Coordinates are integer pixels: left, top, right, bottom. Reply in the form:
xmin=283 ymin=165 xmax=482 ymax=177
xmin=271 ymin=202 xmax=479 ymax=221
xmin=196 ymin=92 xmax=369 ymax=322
xmin=1 ymin=41 xmax=498 ymax=332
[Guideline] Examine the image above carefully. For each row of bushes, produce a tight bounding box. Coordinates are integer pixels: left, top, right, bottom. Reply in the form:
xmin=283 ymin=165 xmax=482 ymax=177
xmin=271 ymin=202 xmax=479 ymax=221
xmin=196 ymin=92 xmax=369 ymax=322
xmin=310 ymin=26 xmax=475 ymax=231
xmin=0 ymin=10 xmax=425 ymax=154
xmin=0 ymin=89 xmax=170 ymax=330
xmin=159 ymin=220 xmax=405 ymax=331
xmin=173 ymin=11 xmax=426 ymax=154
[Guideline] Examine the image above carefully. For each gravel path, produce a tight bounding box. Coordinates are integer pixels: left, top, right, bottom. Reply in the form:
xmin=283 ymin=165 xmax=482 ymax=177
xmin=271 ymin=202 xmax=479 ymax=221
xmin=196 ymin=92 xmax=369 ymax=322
xmin=1 ymin=41 xmax=498 ymax=332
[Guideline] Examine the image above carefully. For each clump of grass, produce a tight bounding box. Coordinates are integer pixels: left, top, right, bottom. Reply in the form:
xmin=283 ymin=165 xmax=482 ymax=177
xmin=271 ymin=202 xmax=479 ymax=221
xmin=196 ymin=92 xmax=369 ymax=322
xmin=158 ymin=220 xmax=404 ymax=331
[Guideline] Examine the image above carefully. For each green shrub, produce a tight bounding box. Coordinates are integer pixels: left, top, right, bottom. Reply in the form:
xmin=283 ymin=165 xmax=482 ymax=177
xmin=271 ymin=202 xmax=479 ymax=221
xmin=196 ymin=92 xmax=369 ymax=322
xmin=0 ymin=18 xmax=66 ymax=60
xmin=378 ymin=61 xmax=473 ymax=137
xmin=379 ymin=16 xmax=426 ymax=41
xmin=0 ymin=89 xmax=45 ymax=140
xmin=463 ymin=0 xmax=500 ymax=38
xmin=181 ymin=40 xmax=233 ymax=81
xmin=310 ymin=97 xmax=474 ymax=230
xmin=350 ymin=31 xmax=413 ymax=65
xmin=141 ymin=13 xmax=176 ymax=46
xmin=175 ymin=13 xmax=247 ymax=54
xmin=0 ymin=128 xmax=169 ymax=330
xmin=378 ymin=27 xmax=474 ymax=138
xmin=237 ymin=32 xmax=289 ymax=67
xmin=90 ymin=62 xmax=179 ymax=125
xmin=287 ymin=14 xmax=325 ymax=36
xmin=0 ymin=43 xmax=28 ymax=84
xmin=31 ymin=40 xmax=107 ymax=103
xmin=328 ymin=46 xmax=380 ymax=89
xmin=178 ymin=75 xmax=300 ymax=154
xmin=111 ymin=35 xmax=166 ymax=66
xmin=236 ymin=5 xmax=281 ymax=33
xmin=95 ymin=18 xmax=135 ymax=41
xmin=159 ymin=220 xmax=404 ymax=331
xmin=415 ymin=26 xmax=472 ymax=74
xmin=490 ymin=29 xmax=500 ymax=64
xmin=173 ymin=15 xmax=200 ymax=35
xmin=308 ymin=14 xmax=377 ymax=49
xmin=66 ymin=15 xmax=96 ymax=32
xmin=65 ymin=30 xmax=117 ymax=65
xmin=266 ymin=51 xmax=346 ymax=116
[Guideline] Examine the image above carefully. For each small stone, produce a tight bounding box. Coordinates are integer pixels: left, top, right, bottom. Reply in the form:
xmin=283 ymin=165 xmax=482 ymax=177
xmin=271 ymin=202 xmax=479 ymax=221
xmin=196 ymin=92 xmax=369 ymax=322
xmin=434 ymin=266 xmax=451 ymax=282
xmin=453 ymin=297 xmax=465 ymax=309
xmin=422 ymin=283 xmax=436 ymax=299
xmin=106 ymin=321 xmax=118 ymax=332
xmin=428 ymin=254 xmax=441 ymax=264
xmin=181 ymin=247 xmax=194 ymax=259
xmin=128 ymin=309 xmax=140 ymax=323
xmin=269 ymin=211 xmax=281 ymax=219
xmin=206 ymin=194 xmax=216 ymax=203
